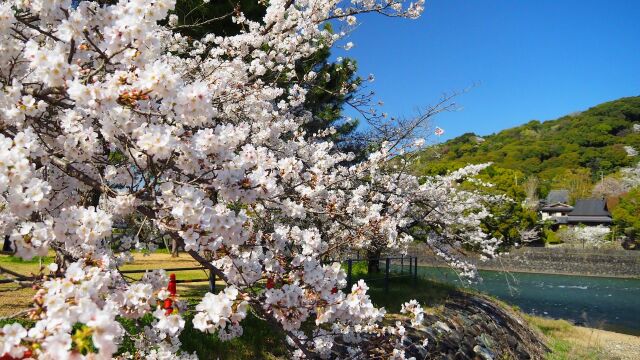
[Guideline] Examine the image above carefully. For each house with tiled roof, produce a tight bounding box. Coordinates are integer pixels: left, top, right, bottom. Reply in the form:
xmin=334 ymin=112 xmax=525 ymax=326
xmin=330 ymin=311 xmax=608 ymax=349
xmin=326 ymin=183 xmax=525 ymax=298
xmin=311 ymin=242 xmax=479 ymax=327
xmin=559 ymin=198 xmax=613 ymax=225
xmin=539 ymin=191 xmax=613 ymax=227
xmin=539 ymin=190 xmax=573 ymax=221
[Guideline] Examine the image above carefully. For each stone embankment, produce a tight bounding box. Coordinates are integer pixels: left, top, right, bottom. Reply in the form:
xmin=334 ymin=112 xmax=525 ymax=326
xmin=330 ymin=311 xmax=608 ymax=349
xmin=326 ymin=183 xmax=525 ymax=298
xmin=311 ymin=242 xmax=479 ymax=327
xmin=332 ymin=292 xmax=548 ymax=359
xmin=402 ymin=292 xmax=548 ymax=359
xmin=408 ymin=245 xmax=640 ymax=278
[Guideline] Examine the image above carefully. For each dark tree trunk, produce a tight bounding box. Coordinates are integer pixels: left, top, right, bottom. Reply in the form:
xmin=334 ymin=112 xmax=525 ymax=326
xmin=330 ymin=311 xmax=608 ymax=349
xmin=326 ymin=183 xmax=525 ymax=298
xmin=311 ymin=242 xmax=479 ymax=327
xmin=2 ymin=236 xmax=12 ymax=252
xmin=171 ymin=238 xmax=179 ymax=257
xmin=367 ymin=249 xmax=382 ymax=274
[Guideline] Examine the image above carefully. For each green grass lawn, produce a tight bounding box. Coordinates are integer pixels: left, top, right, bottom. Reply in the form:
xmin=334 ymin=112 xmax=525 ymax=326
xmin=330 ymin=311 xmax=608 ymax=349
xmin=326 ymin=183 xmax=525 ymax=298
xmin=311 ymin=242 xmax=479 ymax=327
xmin=3 ymin=252 xmax=632 ymax=359
xmin=0 ymin=253 xmax=54 ymax=273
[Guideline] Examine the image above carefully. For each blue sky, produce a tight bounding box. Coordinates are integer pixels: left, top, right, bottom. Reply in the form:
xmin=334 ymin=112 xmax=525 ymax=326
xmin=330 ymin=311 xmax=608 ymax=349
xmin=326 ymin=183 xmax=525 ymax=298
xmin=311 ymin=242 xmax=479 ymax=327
xmin=336 ymin=0 xmax=640 ymax=141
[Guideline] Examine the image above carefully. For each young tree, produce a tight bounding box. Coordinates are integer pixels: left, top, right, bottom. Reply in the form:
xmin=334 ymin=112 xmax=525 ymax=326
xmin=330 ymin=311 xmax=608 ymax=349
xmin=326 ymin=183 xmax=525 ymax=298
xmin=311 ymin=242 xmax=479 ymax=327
xmin=592 ymin=176 xmax=628 ymax=198
xmin=0 ymin=1 xmax=500 ymax=358
xmin=551 ymin=168 xmax=593 ymax=203
xmin=522 ymin=175 xmax=539 ymax=209
xmin=462 ymin=166 xmax=539 ymax=248
xmin=621 ymin=161 xmax=640 ymax=189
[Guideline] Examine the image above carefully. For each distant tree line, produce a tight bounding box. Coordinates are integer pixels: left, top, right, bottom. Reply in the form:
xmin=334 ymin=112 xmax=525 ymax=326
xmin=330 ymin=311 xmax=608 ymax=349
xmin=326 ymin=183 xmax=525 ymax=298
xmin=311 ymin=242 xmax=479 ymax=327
xmin=411 ymin=96 xmax=640 ymax=248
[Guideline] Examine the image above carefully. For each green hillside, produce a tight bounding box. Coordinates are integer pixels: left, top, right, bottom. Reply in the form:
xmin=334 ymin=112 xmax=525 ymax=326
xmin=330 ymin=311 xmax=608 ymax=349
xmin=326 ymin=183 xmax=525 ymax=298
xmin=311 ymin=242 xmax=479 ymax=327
xmin=413 ymin=96 xmax=640 ymax=196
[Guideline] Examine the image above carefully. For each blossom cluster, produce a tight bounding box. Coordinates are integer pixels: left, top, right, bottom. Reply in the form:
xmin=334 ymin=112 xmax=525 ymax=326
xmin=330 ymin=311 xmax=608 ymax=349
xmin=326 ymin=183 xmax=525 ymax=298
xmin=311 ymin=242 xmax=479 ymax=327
xmin=193 ymin=286 xmax=248 ymax=340
xmin=3 ymin=263 xmax=124 ymax=358
xmin=400 ymin=300 xmax=425 ymax=327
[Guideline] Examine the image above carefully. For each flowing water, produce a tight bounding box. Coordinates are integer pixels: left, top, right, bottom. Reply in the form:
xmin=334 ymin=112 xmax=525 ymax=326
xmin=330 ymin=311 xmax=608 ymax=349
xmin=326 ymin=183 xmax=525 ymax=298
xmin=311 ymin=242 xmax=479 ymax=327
xmin=416 ymin=266 xmax=640 ymax=335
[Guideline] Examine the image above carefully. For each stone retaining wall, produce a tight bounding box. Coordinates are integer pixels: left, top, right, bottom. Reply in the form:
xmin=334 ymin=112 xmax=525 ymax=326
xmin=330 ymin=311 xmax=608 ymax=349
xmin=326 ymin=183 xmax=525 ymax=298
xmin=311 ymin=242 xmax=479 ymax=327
xmin=407 ymin=245 xmax=640 ymax=278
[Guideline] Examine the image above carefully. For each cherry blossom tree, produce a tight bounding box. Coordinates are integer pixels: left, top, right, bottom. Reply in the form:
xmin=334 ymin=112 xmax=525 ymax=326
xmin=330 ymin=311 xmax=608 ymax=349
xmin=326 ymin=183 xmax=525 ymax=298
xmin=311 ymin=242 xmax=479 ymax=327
xmin=0 ymin=1 xmax=500 ymax=358
xmin=621 ymin=161 xmax=640 ymax=189
xmin=592 ymin=177 xmax=628 ymax=198
xmin=557 ymin=225 xmax=612 ymax=249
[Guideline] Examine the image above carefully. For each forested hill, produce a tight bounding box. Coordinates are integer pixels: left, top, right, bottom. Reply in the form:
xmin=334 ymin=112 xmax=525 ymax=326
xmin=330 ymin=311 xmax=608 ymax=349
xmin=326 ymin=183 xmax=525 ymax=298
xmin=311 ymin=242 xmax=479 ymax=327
xmin=412 ymin=96 xmax=640 ymax=186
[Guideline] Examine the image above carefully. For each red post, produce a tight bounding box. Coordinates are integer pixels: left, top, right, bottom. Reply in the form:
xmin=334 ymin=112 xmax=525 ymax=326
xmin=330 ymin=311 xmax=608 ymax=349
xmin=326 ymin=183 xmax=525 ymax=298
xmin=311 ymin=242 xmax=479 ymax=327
xmin=164 ymin=273 xmax=177 ymax=315
xmin=168 ymin=273 xmax=177 ymax=295
xmin=0 ymin=349 xmax=33 ymax=360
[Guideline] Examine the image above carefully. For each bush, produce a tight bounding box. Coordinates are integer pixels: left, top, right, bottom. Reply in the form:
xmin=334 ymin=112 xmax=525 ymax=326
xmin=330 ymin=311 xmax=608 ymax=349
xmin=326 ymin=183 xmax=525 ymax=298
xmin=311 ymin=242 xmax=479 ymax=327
xmin=544 ymin=229 xmax=561 ymax=244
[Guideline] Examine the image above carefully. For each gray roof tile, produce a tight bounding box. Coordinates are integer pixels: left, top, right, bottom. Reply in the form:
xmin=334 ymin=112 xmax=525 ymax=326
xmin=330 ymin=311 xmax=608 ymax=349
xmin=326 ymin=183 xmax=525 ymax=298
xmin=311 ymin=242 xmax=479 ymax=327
xmin=546 ymin=190 xmax=569 ymax=204
xmin=570 ymin=199 xmax=611 ymax=217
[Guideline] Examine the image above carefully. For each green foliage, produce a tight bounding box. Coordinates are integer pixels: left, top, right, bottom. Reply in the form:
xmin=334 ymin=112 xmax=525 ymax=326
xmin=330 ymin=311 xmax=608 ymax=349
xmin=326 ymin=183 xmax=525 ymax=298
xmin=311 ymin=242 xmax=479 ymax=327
xmin=71 ymin=323 xmax=99 ymax=355
xmin=171 ymin=1 xmax=265 ymax=39
xmin=116 ymin=311 xmax=288 ymax=359
xmin=547 ymin=168 xmax=593 ymax=204
xmin=107 ymin=150 xmax=126 ymax=165
xmin=412 ymin=97 xmax=640 ymax=194
xmin=344 ymin=259 xmax=369 ymax=277
xmin=0 ymin=254 xmax=53 ymax=265
xmin=612 ymin=187 xmax=640 ymax=240
xmin=456 ymin=165 xmax=540 ymax=247
xmin=483 ymin=203 xmax=539 ymax=248
xmin=475 ymin=166 xmax=527 ymax=199
xmin=544 ymin=228 xmax=561 ymax=244
xmin=410 ymin=97 xmax=640 ymax=247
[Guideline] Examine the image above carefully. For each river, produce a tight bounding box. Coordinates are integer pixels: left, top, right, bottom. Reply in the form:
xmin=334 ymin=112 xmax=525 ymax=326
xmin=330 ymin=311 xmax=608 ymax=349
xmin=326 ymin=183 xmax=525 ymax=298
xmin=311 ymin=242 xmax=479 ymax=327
xmin=417 ymin=267 xmax=640 ymax=335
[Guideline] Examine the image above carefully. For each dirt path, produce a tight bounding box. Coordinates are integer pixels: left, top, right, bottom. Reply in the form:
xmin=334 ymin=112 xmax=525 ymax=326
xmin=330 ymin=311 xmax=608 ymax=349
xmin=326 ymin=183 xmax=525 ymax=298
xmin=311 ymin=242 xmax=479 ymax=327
xmin=569 ymin=326 xmax=640 ymax=360
xmin=527 ymin=315 xmax=640 ymax=360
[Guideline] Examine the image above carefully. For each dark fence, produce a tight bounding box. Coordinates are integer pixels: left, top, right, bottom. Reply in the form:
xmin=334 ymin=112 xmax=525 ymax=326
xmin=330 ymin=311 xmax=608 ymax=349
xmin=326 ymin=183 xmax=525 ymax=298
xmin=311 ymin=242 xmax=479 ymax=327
xmin=344 ymin=256 xmax=418 ymax=292
xmin=0 ymin=265 xmax=218 ymax=291
xmin=2 ymin=256 xmax=420 ymax=294
xmin=119 ymin=266 xmax=217 ymax=292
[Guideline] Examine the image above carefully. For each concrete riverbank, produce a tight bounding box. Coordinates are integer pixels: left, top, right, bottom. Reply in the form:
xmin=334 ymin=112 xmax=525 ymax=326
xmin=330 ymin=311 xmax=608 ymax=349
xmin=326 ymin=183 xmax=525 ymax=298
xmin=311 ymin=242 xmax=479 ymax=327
xmin=407 ymin=245 xmax=640 ymax=278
